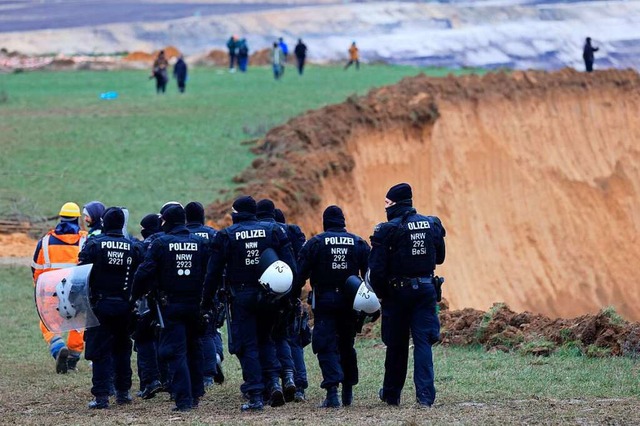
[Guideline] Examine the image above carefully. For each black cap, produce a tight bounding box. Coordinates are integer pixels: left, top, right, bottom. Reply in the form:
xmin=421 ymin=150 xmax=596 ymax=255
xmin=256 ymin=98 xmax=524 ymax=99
xmin=102 ymin=207 xmax=125 ymax=233
xmin=161 ymin=204 xmax=186 ymax=226
xmin=323 ymin=205 xmax=345 ymax=231
xmin=232 ymin=196 xmax=257 ymax=214
xmin=185 ymin=201 xmax=205 ymax=224
xmin=256 ymin=199 xmax=276 ymax=219
xmin=386 ymin=183 xmax=412 ymax=203
xmin=274 ymin=208 xmax=286 ymax=223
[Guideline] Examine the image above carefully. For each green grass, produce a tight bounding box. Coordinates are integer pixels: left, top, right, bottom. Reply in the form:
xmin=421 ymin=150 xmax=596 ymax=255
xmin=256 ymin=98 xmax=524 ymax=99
xmin=0 ymin=65 xmax=480 ymax=226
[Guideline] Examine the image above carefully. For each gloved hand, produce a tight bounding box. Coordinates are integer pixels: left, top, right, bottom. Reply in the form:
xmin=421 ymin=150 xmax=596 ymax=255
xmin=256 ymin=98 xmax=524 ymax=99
xmin=198 ymin=308 xmax=212 ymax=334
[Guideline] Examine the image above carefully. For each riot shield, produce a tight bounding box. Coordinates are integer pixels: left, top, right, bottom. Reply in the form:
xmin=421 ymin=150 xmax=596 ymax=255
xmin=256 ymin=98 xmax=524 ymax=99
xmin=35 ymin=264 xmax=99 ymax=333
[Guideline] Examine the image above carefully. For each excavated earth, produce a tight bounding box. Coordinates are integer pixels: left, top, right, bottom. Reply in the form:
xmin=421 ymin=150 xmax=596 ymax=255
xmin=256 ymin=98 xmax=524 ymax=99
xmin=207 ymin=68 xmax=640 ymax=340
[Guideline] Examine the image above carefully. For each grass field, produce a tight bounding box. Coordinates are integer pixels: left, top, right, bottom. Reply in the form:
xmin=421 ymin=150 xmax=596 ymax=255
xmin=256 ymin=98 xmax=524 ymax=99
xmin=2 ymin=265 xmax=639 ymax=424
xmin=0 ymin=65 xmax=478 ymax=226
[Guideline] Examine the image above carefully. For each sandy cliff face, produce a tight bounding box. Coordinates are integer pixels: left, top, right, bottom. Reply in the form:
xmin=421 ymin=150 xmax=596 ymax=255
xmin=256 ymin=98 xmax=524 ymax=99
xmin=209 ymin=69 xmax=640 ymax=320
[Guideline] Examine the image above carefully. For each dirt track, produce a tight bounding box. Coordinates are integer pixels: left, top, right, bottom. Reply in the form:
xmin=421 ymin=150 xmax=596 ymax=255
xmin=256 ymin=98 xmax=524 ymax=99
xmin=208 ymin=68 xmax=640 ymax=321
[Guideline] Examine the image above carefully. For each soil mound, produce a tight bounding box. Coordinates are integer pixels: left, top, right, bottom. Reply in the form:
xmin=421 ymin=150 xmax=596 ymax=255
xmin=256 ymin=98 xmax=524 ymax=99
xmin=438 ymin=301 xmax=640 ymax=357
xmin=207 ymin=68 xmax=640 ymax=321
xmin=123 ymin=46 xmax=181 ymax=63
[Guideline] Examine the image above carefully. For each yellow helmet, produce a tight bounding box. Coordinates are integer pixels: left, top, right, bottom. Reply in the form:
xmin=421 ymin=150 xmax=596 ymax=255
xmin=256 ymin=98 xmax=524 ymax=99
xmin=59 ymin=202 xmax=81 ymax=217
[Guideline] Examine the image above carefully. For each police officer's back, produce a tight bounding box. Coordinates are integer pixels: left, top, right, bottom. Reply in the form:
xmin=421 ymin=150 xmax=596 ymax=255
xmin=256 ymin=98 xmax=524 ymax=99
xmin=297 ymin=205 xmax=370 ymax=407
xmin=203 ymin=195 xmax=297 ymax=411
xmin=369 ymin=183 xmax=446 ymax=407
xmin=132 ymin=204 xmax=210 ymax=412
xmin=79 ymin=207 xmax=143 ymax=409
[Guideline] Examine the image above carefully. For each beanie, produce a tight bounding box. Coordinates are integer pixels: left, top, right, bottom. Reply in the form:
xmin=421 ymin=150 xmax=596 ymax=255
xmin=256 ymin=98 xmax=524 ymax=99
xmin=140 ymin=213 xmax=161 ymax=238
xmin=386 ymin=183 xmax=412 ymax=203
xmin=322 ymin=205 xmax=346 ymax=231
xmin=232 ymin=196 xmax=257 ymax=214
xmin=185 ymin=201 xmax=205 ymax=224
xmin=256 ymin=199 xmax=276 ymax=219
xmin=160 ymin=201 xmax=183 ymax=215
xmin=274 ymin=208 xmax=286 ymax=223
xmin=102 ymin=207 xmax=125 ymax=233
xmin=162 ymin=204 xmax=186 ymax=227
xmin=82 ymin=201 xmax=106 ymax=225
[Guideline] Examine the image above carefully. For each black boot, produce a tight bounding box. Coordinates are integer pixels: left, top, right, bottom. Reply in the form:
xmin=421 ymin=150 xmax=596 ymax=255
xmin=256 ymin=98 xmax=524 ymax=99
xmin=283 ymin=370 xmax=296 ymax=402
xmin=294 ymin=388 xmax=306 ymax=402
xmin=116 ymin=390 xmax=132 ymax=405
xmin=140 ymin=380 xmax=163 ymax=400
xmin=241 ymin=394 xmax=264 ymax=412
xmin=88 ymin=396 xmax=109 ymax=409
xmin=55 ymin=347 xmax=69 ymax=374
xmin=268 ymin=379 xmax=285 ymax=407
xmin=320 ymin=386 xmax=340 ymax=408
xmin=342 ymin=385 xmax=353 ymax=406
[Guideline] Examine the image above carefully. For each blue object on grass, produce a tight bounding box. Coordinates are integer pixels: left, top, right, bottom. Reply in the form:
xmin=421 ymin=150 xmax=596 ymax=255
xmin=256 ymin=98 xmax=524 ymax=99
xmin=99 ymin=91 xmax=118 ymax=100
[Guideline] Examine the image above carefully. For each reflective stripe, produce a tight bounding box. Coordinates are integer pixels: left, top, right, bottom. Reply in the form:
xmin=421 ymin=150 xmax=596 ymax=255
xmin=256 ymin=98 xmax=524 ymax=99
xmin=49 ymin=263 xmax=77 ymax=269
xmin=79 ymin=235 xmax=87 ymax=250
xmin=42 ymin=235 xmax=51 ymax=267
xmin=31 ymin=261 xmax=44 ymax=270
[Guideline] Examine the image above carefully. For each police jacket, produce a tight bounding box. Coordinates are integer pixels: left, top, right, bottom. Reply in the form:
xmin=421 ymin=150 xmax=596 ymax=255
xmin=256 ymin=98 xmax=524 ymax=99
xmin=132 ymin=225 xmax=209 ymax=305
xmin=282 ymin=222 xmax=306 ymax=259
xmin=369 ymin=205 xmax=446 ymax=297
xmin=186 ymin=222 xmax=217 ymax=251
xmin=202 ymin=212 xmax=297 ymax=309
xmin=297 ymin=227 xmax=369 ymax=294
xmin=78 ymin=232 xmax=143 ymax=302
xmin=135 ymin=232 xmax=163 ymax=254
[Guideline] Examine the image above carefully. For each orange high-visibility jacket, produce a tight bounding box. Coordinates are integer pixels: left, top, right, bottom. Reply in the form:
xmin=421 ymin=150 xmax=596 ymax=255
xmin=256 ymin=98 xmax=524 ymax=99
xmin=32 ymin=230 xmax=88 ymax=283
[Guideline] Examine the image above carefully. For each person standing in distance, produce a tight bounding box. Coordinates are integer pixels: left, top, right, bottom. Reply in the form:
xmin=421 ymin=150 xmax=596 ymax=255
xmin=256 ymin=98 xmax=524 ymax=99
xmin=583 ymin=37 xmax=599 ymax=73
xmin=132 ymin=204 xmax=210 ymax=412
xmin=294 ymin=39 xmax=308 ymax=75
xmin=79 ymin=207 xmax=144 ymax=409
xmin=202 ymin=196 xmax=297 ymax=411
xmin=297 ymin=205 xmax=370 ymax=408
xmin=369 ymin=183 xmax=446 ymax=408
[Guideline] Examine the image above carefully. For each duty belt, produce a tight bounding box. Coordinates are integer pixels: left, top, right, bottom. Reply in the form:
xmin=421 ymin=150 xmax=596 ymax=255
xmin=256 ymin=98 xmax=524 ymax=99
xmin=390 ymin=276 xmax=433 ymax=290
xmin=314 ymin=286 xmax=343 ymax=295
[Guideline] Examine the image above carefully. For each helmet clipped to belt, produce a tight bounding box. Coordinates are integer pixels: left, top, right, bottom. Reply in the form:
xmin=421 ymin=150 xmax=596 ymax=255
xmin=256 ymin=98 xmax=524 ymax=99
xmin=258 ymin=248 xmax=293 ymax=297
xmin=345 ymin=275 xmax=381 ymax=314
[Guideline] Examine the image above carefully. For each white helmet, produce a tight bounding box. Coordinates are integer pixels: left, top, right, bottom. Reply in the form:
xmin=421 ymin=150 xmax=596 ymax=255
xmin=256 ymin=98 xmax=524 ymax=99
xmin=345 ymin=275 xmax=381 ymax=314
xmin=55 ymin=277 xmax=78 ymax=320
xmin=258 ymin=248 xmax=293 ymax=296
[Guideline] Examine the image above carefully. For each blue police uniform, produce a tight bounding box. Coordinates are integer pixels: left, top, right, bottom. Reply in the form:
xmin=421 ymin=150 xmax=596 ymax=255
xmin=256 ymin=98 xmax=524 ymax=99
xmin=202 ymin=196 xmax=297 ymax=411
xmin=275 ymin=208 xmax=310 ymax=400
xmin=369 ymin=184 xmax=446 ymax=407
xmin=185 ymin=201 xmax=225 ymax=387
xmin=256 ymin=199 xmax=298 ymax=402
xmin=132 ymin=205 xmax=210 ymax=411
xmin=79 ymin=207 xmax=143 ymax=409
xmin=132 ymin=215 xmax=168 ymax=399
xmin=297 ymin=205 xmax=370 ymax=407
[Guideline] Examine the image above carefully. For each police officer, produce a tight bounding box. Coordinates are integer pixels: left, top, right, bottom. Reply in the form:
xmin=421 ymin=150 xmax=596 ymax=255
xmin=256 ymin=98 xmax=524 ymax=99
xmin=297 ymin=205 xmax=370 ymax=408
xmin=79 ymin=207 xmax=143 ymax=409
xmin=369 ymin=183 xmax=446 ymax=407
xmin=185 ymin=201 xmax=225 ymax=386
xmin=275 ymin=208 xmax=310 ymax=402
xmin=132 ymin=204 xmax=210 ymax=412
xmin=256 ymin=199 xmax=297 ymax=402
xmin=202 ymin=195 xmax=297 ymax=411
xmin=132 ymin=213 xmax=166 ymax=399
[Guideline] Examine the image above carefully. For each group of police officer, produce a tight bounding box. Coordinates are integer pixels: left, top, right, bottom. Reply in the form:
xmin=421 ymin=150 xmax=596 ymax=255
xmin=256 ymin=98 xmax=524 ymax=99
xmin=45 ymin=182 xmax=446 ymax=412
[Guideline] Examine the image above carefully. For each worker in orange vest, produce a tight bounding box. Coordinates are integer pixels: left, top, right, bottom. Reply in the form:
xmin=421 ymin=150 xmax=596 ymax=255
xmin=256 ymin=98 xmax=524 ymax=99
xmin=32 ymin=202 xmax=88 ymax=374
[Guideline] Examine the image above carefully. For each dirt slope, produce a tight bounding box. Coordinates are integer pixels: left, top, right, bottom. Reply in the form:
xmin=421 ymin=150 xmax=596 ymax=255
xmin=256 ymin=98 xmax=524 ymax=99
xmin=208 ymin=68 xmax=640 ymax=321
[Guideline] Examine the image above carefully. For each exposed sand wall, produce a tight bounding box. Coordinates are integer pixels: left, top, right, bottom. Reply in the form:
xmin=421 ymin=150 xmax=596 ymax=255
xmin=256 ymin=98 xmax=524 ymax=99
xmin=208 ymin=69 xmax=640 ymax=320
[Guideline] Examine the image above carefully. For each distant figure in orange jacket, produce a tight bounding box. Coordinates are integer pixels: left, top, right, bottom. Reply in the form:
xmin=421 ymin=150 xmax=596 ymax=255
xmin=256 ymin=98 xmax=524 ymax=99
xmin=32 ymin=202 xmax=88 ymax=374
xmin=345 ymin=42 xmax=360 ymax=71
